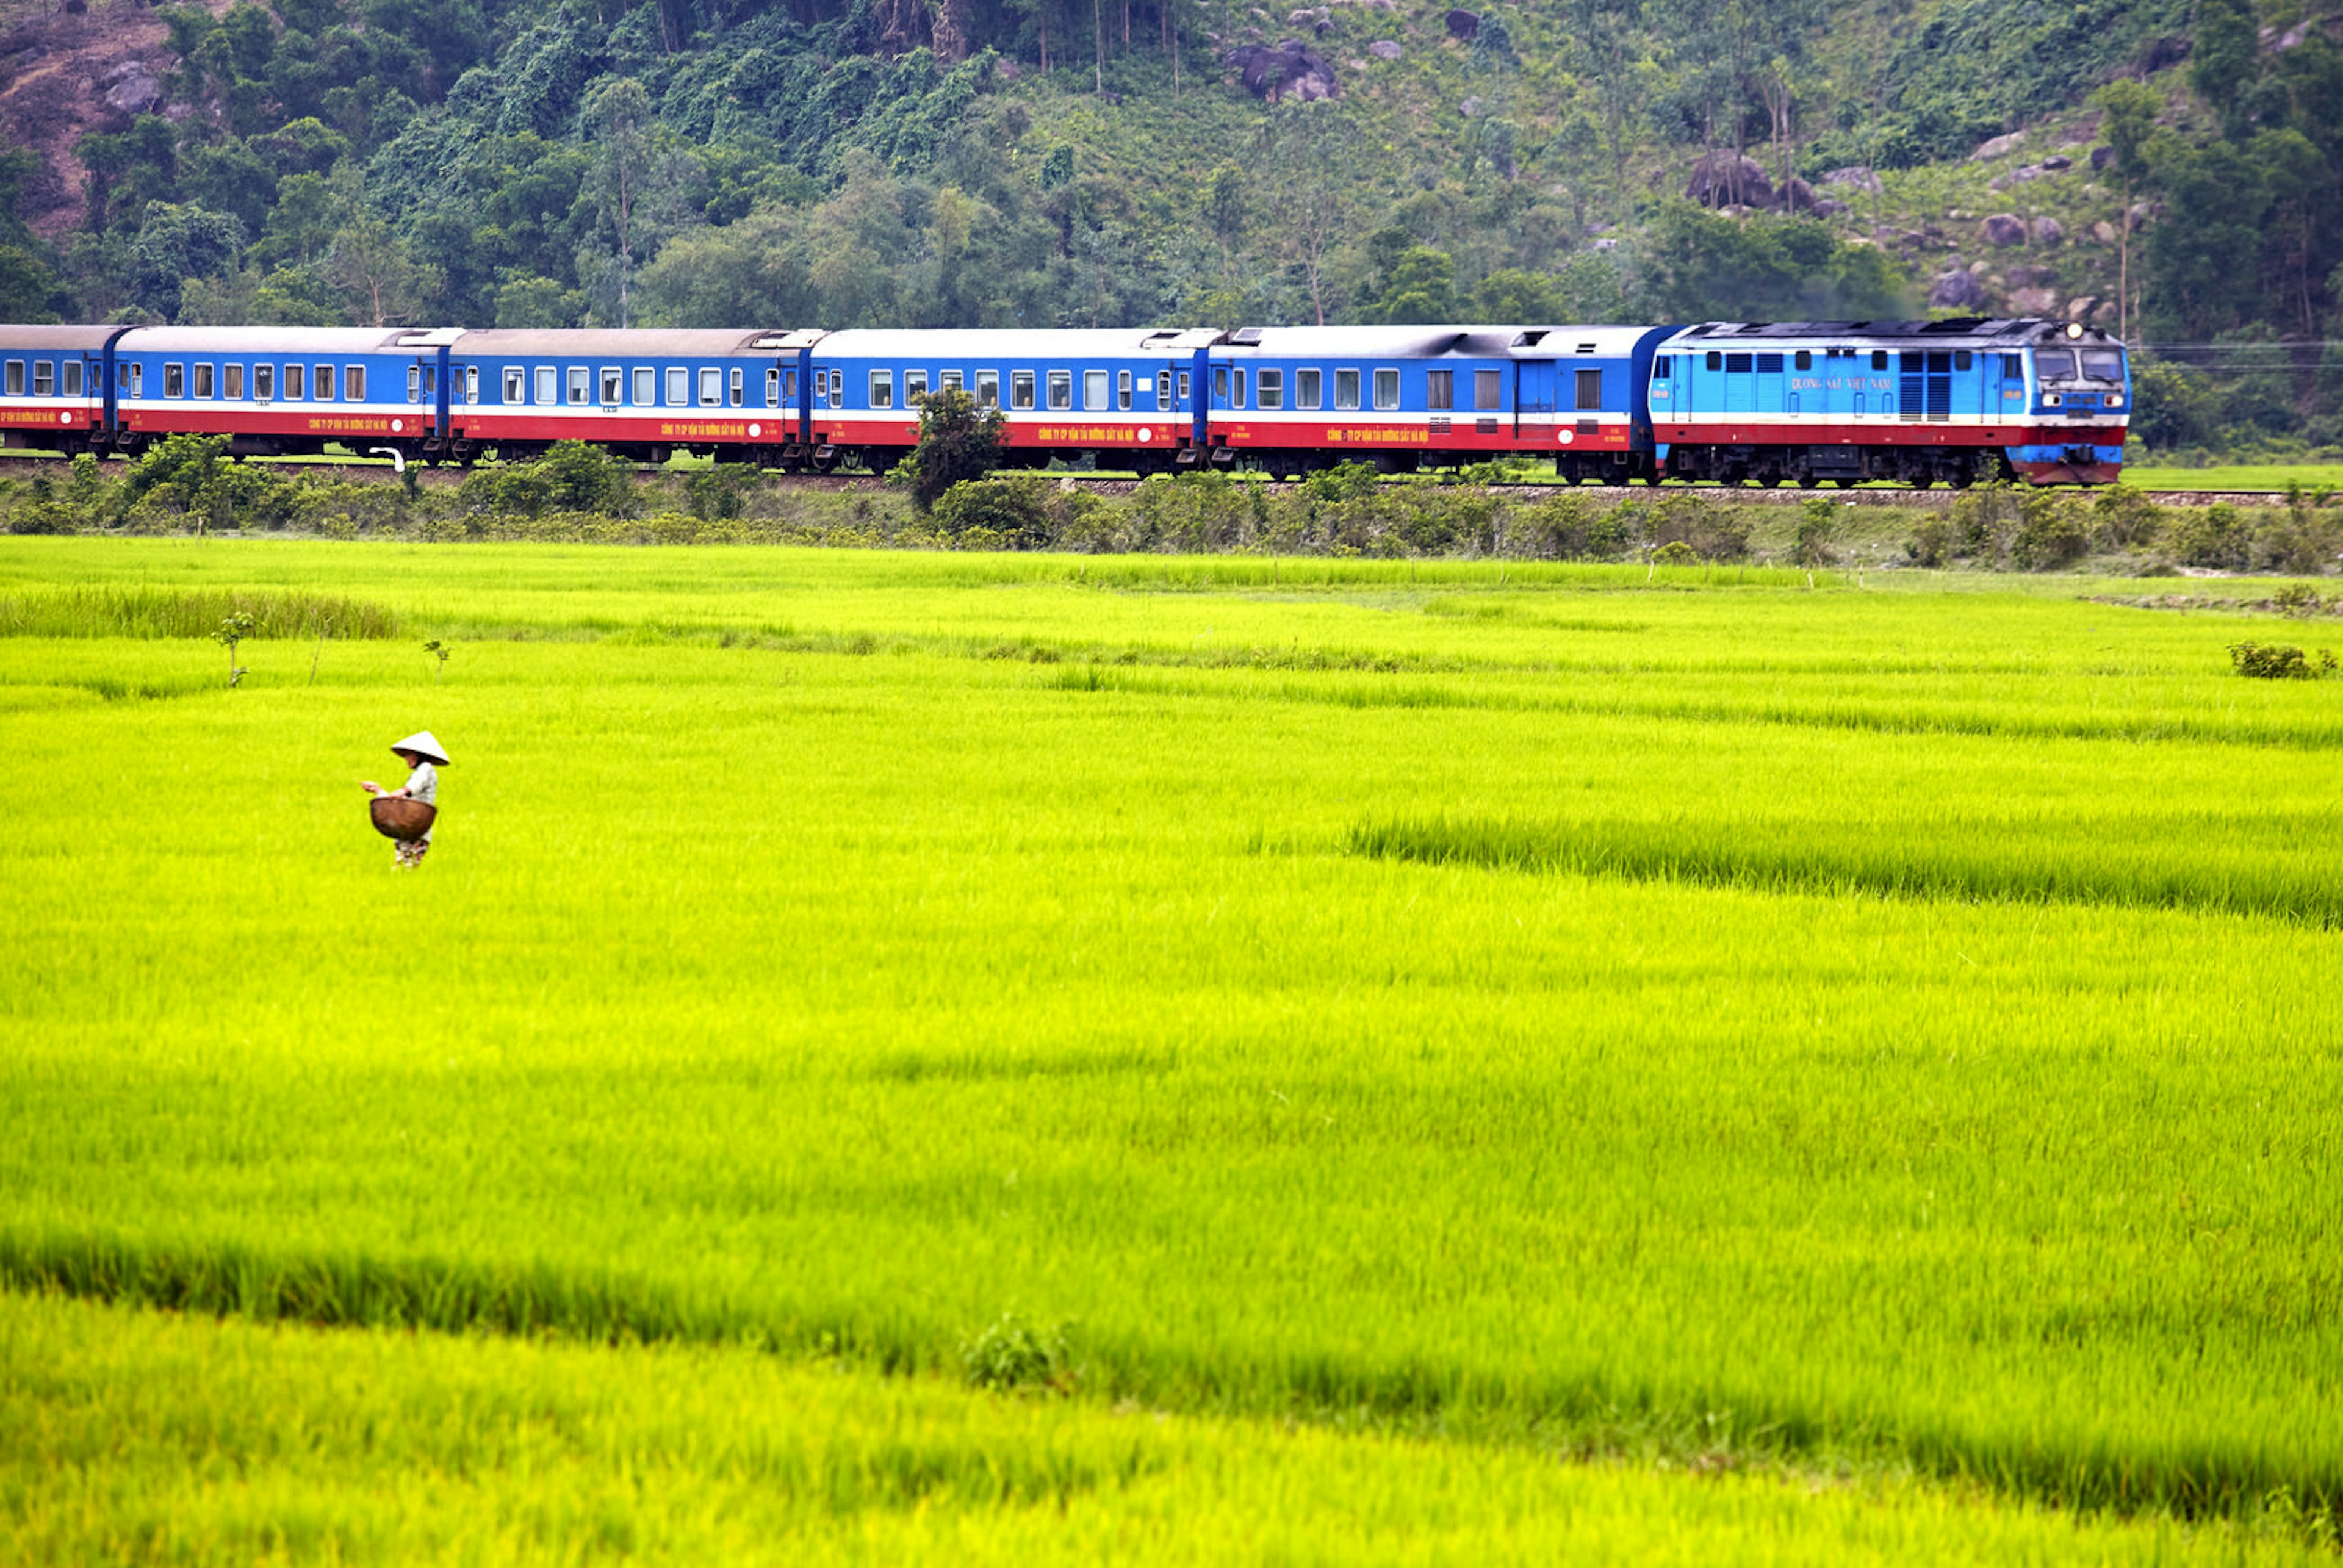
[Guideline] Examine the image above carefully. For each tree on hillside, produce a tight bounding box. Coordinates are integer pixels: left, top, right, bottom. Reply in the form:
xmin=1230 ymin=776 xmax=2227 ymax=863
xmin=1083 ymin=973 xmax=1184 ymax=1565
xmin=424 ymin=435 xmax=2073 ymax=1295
xmin=2091 ymin=80 xmax=2157 ymax=341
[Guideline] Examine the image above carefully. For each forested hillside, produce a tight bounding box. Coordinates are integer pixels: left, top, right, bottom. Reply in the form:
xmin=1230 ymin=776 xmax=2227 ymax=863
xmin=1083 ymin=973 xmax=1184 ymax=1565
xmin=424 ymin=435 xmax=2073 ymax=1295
xmin=2 ymin=0 xmax=2339 ymax=452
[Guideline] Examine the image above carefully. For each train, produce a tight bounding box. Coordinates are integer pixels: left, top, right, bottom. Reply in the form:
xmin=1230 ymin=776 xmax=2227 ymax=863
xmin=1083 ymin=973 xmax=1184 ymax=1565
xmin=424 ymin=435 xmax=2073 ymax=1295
xmin=0 ymin=316 xmax=2131 ymax=487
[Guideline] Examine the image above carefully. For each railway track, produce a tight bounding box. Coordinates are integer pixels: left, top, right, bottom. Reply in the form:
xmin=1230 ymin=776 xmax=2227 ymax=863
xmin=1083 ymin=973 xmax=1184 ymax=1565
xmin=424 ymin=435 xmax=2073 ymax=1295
xmin=0 ymin=453 xmax=2289 ymax=506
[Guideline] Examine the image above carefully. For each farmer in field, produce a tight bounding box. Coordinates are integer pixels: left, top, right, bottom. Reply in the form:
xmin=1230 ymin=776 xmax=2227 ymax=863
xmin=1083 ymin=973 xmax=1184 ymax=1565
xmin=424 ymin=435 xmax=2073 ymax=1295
xmin=362 ymin=730 xmax=449 ymax=869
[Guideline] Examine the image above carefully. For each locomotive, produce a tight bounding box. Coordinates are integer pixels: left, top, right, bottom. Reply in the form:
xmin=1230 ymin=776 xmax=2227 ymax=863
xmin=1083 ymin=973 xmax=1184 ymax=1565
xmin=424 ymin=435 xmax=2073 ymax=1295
xmin=0 ymin=316 xmax=2130 ymax=486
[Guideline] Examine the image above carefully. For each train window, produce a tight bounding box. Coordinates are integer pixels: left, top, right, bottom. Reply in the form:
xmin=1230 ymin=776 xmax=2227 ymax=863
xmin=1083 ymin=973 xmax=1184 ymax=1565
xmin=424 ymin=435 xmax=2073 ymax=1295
xmin=977 ymin=370 xmax=1001 ymax=409
xmin=632 ymin=367 xmax=653 ymax=405
xmin=2082 ymin=349 xmax=2123 ymax=381
xmin=829 ymin=369 xmax=842 ymax=403
xmin=940 ymin=370 xmax=962 ymax=394
xmin=869 ymin=370 xmax=893 ymax=409
xmin=1048 ymin=370 xmax=1072 ymax=410
xmin=1258 ymin=369 xmax=1282 ymax=410
xmin=531 ymin=367 xmax=552 ymax=405
xmin=256 ymin=364 xmax=275 ymax=401
xmin=1213 ymin=366 xmax=1228 ymax=403
xmin=1178 ymin=370 xmax=1191 ymax=401
xmin=1082 ymin=369 xmax=1107 ymax=410
xmin=345 ymin=366 xmax=364 ymax=401
xmin=700 ymin=368 xmax=722 ymax=406
xmin=33 ymin=361 xmax=54 ymax=396
xmin=1794 ymin=351 xmax=1812 ymax=371
xmin=781 ymin=369 xmax=796 ymax=403
xmin=1726 ymin=354 xmax=1752 ymax=374
xmin=317 ymin=364 xmax=336 ymax=401
xmin=568 ymin=367 xmax=589 ymax=405
xmin=498 ymin=367 xmax=520 ymax=403
xmin=1575 ymin=368 xmax=1602 ymax=410
xmin=1871 ymin=350 xmax=1889 ymax=370
xmin=130 ymin=363 xmax=144 ymax=398
xmin=1157 ymin=370 xmax=1172 ymax=408
xmin=164 ymin=363 xmax=185 ymax=398
xmin=813 ymin=372 xmax=827 ymax=407
xmin=1954 ymin=351 xmax=1972 ymax=372
xmin=460 ymin=366 xmax=475 ymax=403
xmin=1118 ymin=369 xmax=1132 ymax=411
xmin=1705 ymin=351 xmax=1721 ymax=371
xmin=1297 ymin=368 xmax=1320 ymax=410
xmin=1652 ymin=357 xmax=1671 ymax=380
xmin=226 ymin=364 xmax=244 ymax=400
xmin=768 ymin=368 xmax=783 ymax=405
xmin=409 ymin=365 xmax=423 ymax=403
xmin=1373 ymin=369 xmax=1399 ymax=411
xmin=2001 ymin=354 xmax=2024 ymax=381
xmin=1334 ymin=369 xmax=1359 ymax=410
xmin=1475 ymin=370 xmax=1500 ymax=410
xmin=286 ymin=364 xmax=304 ymax=400
xmin=1427 ymin=370 xmax=1453 ymax=411
xmin=63 ymin=361 xmax=81 ymax=397
xmin=729 ymin=367 xmax=744 ymax=406
xmin=1754 ymin=354 xmax=1782 ymax=374
xmin=906 ymin=369 xmax=929 ymax=404
xmin=423 ymin=367 xmax=435 ymax=400
xmin=655 ymin=368 xmax=678 ymax=406
xmin=1010 ymin=370 xmax=1033 ymax=409
xmin=2 ymin=361 xmax=19 ymax=395
xmin=1234 ymin=369 xmax=1248 ymax=408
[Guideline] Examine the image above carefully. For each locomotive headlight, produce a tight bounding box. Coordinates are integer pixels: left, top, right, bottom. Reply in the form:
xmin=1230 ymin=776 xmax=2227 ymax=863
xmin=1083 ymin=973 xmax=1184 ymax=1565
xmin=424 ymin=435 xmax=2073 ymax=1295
xmin=2044 ymin=394 xmax=2063 ymax=407
xmin=2106 ymin=394 xmax=2123 ymax=407
xmin=2065 ymin=322 xmax=2084 ymax=339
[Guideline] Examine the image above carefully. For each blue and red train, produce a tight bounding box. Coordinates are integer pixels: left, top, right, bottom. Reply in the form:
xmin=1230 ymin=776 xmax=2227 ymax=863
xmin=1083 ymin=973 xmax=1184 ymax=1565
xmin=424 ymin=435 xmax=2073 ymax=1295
xmin=0 ymin=315 xmax=2131 ymax=486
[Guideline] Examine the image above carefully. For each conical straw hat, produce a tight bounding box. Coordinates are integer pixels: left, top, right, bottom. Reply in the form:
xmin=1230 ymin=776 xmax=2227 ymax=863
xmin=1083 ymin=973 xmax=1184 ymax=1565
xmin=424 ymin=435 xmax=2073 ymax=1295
xmin=392 ymin=730 xmax=451 ymax=765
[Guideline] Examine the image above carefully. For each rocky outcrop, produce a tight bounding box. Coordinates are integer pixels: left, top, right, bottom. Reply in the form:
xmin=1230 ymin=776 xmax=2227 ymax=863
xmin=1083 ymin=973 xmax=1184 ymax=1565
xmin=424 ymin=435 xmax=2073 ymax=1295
xmin=1821 ymin=165 xmax=1882 ymax=193
xmin=1979 ymin=213 xmax=2028 ymax=247
xmin=2031 ymin=216 xmax=2063 ymax=245
xmin=1929 ymin=269 xmax=1987 ymax=310
xmin=1684 ymin=149 xmax=1771 ymax=209
xmin=1970 ymin=130 xmax=2025 ymax=161
xmin=1225 ymin=40 xmax=1339 ymax=100
xmin=1444 ymin=8 xmax=1478 ymax=38
xmin=1367 ymin=38 xmax=1400 ymax=58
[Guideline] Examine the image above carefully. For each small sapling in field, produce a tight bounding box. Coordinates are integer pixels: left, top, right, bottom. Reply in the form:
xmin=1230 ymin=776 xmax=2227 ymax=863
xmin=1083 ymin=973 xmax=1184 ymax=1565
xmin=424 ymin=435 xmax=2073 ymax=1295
xmin=210 ymin=611 xmax=254 ymax=688
xmin=422 ymin=639 xmax=450 ymax=683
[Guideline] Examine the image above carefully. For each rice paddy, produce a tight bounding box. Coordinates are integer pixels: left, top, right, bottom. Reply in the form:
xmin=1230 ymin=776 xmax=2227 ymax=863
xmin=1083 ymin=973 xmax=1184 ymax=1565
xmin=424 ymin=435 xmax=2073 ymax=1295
xmin=1 ymin=538 xmax=2337 ymax=1560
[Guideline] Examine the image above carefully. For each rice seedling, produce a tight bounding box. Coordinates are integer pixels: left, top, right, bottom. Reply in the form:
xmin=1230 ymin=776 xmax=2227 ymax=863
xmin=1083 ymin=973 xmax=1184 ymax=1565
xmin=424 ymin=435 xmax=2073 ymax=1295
xmin=1 ymin=538 xmax=2338 ymax=1553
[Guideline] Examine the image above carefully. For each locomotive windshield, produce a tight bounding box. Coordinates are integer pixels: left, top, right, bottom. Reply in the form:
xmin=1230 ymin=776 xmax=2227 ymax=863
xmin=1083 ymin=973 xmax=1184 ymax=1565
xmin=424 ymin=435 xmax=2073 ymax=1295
xmin=2034 ymin=347 xmax=2126 ymax=384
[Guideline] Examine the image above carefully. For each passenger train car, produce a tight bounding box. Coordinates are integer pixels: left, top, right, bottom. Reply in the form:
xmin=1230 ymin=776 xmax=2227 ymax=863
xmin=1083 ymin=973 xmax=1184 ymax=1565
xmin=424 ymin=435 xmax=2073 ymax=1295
xmin=0 ymin=316 xmax=2132 ymax=486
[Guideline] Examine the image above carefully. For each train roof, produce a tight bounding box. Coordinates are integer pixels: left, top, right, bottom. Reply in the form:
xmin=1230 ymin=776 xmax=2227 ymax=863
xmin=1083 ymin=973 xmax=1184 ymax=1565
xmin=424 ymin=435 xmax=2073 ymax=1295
xmin=449 ymin=328 xmax=793 ymax=357
xmin=115 ymin=326 xmax=459 ymax=353
xmin=812 ymin=329 xmax=1209 ymax=359
xmin=1665 ymin=318 xmax=2125 ymax=348
xmin=1218 ymin=325 xmax=1658 ymax=359
xmin=0 ymin=325 xmax=128 ymax=351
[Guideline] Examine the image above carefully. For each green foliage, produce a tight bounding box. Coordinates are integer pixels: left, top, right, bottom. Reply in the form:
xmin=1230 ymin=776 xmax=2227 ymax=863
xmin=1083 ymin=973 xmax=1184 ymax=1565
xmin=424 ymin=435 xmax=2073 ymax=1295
xmin=959 ymin=1312 xmax=1079 ymax=1394
xmin=931 ymin=474 xmax=1081 ymax=548
xmin=1791 ymin=497 xmax=1836 ymax=567
xmin=121 ymin=433 xmax=297 ymax=533
xmin=1635 ymin=206 xmax=1907 ymax=322
xmin=2227 ymin=641 xmax=2335 ymax=679
xmin=2009 ymin=491 xmax=2090 ymax=571
xmin=2168 ymin=503 xmax=2253 ymax=570
xmin=899 ymin=389 xmax=1009 ymax=513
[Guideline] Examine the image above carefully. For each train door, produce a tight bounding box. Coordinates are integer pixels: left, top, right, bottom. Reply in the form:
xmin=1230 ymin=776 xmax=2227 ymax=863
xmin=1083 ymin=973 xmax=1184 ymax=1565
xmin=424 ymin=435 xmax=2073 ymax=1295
xmin=1515 ymin=361 xmax=1557 ymax=442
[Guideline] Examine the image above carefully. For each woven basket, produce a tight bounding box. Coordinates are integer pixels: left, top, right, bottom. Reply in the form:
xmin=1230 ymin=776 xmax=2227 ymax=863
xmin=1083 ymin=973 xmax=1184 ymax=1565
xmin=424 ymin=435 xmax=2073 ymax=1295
xmin=370 ymin=797 xmax=437 ymax=841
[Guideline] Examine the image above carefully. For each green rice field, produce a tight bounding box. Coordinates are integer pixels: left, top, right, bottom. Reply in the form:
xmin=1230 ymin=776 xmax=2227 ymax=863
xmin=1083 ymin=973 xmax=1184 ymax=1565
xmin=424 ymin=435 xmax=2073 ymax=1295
xmin=2 ymin=539 xmax=2338 ymax=1561
xmin=2121 ymin=462 xmax=2343 ymax=494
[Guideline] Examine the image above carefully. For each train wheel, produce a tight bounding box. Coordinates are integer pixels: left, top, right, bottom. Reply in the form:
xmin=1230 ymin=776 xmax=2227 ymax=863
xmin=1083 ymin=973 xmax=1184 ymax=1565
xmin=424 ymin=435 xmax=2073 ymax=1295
xmin=1797 ymin=475 xmax=1819 ymax=489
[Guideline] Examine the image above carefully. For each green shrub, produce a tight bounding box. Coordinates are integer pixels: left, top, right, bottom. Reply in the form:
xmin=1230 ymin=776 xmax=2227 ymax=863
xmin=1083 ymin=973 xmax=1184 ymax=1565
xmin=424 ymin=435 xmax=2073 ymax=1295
xmin=2010 ymin=491 xmax=2090 ymax=571
xmin=934 ymin=475 xmax=1064 ymax=549
xmin=1907 ymin=516 xmax=1951 ymax=567
xmin=2227 ymin=641 xmax=2336 ymax=678
xmin=959 ymin=1311 xmax=1079 ymax=1394
xmin=2169 ymin=504 xmax=2253 ymax=570
xmin=1791 ymin=497 xmax=1837 ymax=567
